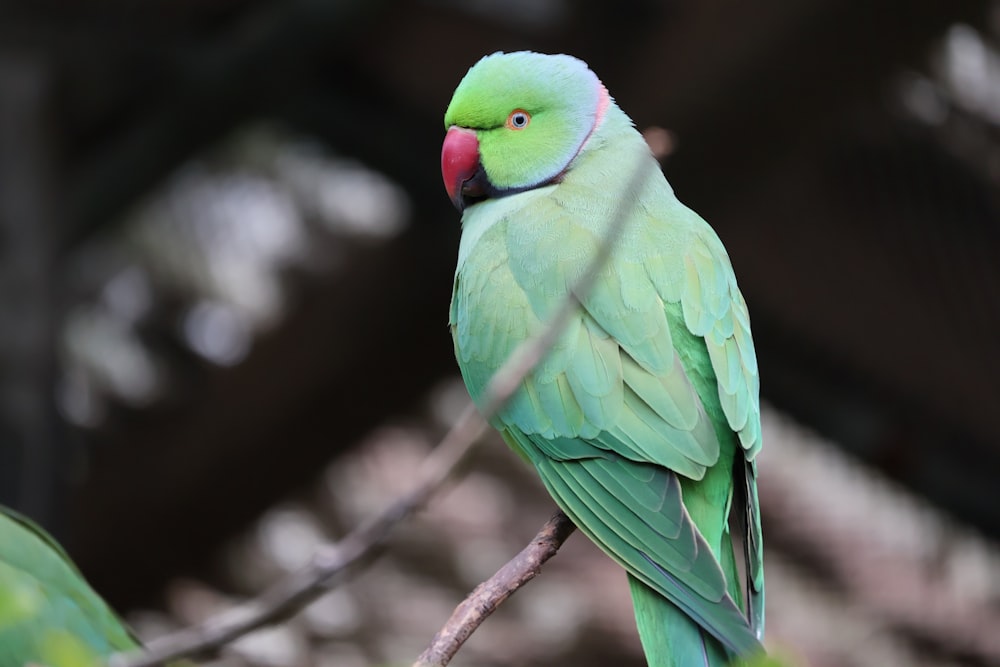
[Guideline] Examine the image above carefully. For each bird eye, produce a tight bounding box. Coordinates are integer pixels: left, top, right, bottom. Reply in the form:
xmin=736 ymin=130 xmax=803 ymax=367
xmin=506 ymin=109 xmax=530 ymax=130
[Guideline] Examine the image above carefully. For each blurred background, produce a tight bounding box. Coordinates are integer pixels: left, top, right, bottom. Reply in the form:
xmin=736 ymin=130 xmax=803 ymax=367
xmin=2 ymin=1 xmax=1000 ymax=665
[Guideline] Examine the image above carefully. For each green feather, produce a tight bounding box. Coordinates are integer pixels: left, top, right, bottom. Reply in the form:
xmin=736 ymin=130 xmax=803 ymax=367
xmin=565 ymin=318 xmax=624 ymax=436
xmin=0 ymin=507 xmax=139 ymax=666
xmin=630 ymin=575 xmax=729 ymax=667
xmin=447 ymin=51 xmax=765 ymax=665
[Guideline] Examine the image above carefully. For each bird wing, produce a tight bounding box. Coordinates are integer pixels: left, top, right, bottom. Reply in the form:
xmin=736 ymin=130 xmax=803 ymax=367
xmin=451 ymin=198 xmax=764 ymax=650
xmin=0 ymin=507 xmax=139 ymax=662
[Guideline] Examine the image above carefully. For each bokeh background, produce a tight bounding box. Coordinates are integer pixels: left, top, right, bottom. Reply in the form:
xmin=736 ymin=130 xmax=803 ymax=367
xmin=2 ymin=1 xmax=1000 ymax=666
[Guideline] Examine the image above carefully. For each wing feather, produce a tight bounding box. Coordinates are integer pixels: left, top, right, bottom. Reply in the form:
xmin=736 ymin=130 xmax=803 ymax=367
xmin=676 ymin=232 xmax=762 ymax=458
xmin=451 ymin=184 xmax=765 ymax=655
xmin=511 ymin=438 xmax=762 ymax=657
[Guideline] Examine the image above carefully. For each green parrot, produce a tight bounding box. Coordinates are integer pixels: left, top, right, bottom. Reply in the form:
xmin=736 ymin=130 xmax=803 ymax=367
xmin=0 ymin=506 xmax=140 ymax=666
xmin=442 ymin=52 xmax=764 ymax=666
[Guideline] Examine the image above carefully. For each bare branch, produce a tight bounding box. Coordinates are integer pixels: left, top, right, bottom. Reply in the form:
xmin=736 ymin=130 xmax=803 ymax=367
xmin=110 ymin=401 xmax=487 ymax=667
xmin=412 ymin=511 xmax=576 ymax=667
xmin=110 ymin=154 xmax=652 ymax=667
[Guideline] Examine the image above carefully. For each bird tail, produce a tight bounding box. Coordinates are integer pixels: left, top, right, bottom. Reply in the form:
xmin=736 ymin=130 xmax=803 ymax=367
xmin=628 ymin=574 xmax=730 ymax=667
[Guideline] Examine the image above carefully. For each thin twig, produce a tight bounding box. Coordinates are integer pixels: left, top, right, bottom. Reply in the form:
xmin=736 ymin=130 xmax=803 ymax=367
xmin=111 ymin=154 xmax=651 ymax=667
xmin=413 ymin=511 xmax=577 ymax=667
xmin=112 ymin=401 xmax=487 ymax=667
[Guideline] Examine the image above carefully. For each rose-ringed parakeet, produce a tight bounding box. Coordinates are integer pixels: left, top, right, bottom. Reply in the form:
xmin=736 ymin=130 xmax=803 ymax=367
xmin=0 ymin=505 xmax=140 ymax=667
xmin=442 ymin=52 xmax=764 ymax=666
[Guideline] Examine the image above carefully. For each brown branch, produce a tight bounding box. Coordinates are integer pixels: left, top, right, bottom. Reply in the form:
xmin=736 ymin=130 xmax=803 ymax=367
xmin=111 ymin=400 xmax=488 ymax=667
xmin=110 ymin=154 xmax=652 ymax=667
xmin=413 ymin=511 xmax=577 ymax=667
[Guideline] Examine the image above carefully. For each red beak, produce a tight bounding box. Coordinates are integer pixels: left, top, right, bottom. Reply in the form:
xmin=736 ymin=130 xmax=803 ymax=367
xmin=441 ymin=126 xmax=483 ymax=210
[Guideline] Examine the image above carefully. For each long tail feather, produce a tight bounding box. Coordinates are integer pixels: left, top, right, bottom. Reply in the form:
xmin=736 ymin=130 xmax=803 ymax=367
xmin=628 ymin=574 xmax=730 ymax=667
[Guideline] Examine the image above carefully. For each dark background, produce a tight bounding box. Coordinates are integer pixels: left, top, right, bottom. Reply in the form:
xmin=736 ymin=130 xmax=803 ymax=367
xmin=1 ymin=1 xmax=999 ymax=665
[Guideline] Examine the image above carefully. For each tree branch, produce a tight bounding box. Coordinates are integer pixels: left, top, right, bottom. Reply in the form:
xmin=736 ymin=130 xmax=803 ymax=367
xmin=111 ymin=399 xmax=488 ymax=667
xmin=413 ymin=511 xmax=576 ymax=667
xmin=110 ymin=154 xmax=651 ymax=667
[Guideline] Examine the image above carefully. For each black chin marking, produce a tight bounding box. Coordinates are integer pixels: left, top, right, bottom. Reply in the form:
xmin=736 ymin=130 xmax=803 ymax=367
xmin=460 ymin=193 xmax=486 ymax=210
xmin=461 ymin=168 xmax=562 ymax=210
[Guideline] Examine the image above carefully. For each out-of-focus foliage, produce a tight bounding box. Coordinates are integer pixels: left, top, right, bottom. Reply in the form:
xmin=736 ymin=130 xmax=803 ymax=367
xmin=0 ymin=571 xmax=40 ymax=628
xmin=0 ymin=585 xmax=103 ymax=667
xmin=35 ymin=631 xmax=103 ymax=667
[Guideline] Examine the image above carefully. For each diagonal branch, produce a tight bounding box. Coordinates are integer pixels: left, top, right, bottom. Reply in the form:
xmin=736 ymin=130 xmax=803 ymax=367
xmin=111 ymin=401 xmax=487 ymax=667
xmin=412 ymin=511 xmax=577 ymax=667
xmin=110 ymin=154 xmax=652 ymax=667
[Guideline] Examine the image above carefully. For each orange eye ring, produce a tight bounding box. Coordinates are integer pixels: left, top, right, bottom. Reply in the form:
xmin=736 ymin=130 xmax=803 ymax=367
xmin=506 ymin=109 xmax=531 ymax=130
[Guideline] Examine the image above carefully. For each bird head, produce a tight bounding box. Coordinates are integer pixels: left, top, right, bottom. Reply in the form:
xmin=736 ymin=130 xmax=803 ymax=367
xmin=441 ymin=51 xmax=610 ymax=210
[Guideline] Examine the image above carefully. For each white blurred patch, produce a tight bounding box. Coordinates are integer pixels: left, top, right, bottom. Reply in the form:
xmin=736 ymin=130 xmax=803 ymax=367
xmin=61 ymin=305 xmax=163 ymax=409
xmin=938 ymin=24 xmax=1000 ymax=124
xmin=101 ymin=266 xmax=154 ymax=323
xmin=274 ymin=146 xmax=409 ymax=239
xmin=256 ymin=506 xmax=328 ymax=572
xmin=897 ymin=72 xmax=949 ymax=126
xmin=58 ymin=124 xmax=412 ymax=425
xmin=427 ymin=377 xmax=474 ymax=429
xmin=302 ymin=589 xmax=362 ymax=638
xmin=229 ymin=624 xmax=309 ymax=667
xmin=182 ymin=300 xmax=253 ymax=367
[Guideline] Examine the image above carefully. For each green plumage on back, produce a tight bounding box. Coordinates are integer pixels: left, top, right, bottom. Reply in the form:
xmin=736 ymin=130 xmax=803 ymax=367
xmin=0 ymin=506 xmax=139 ymax=667
xmin=443 ymin=51 xmax=764 ymax=666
